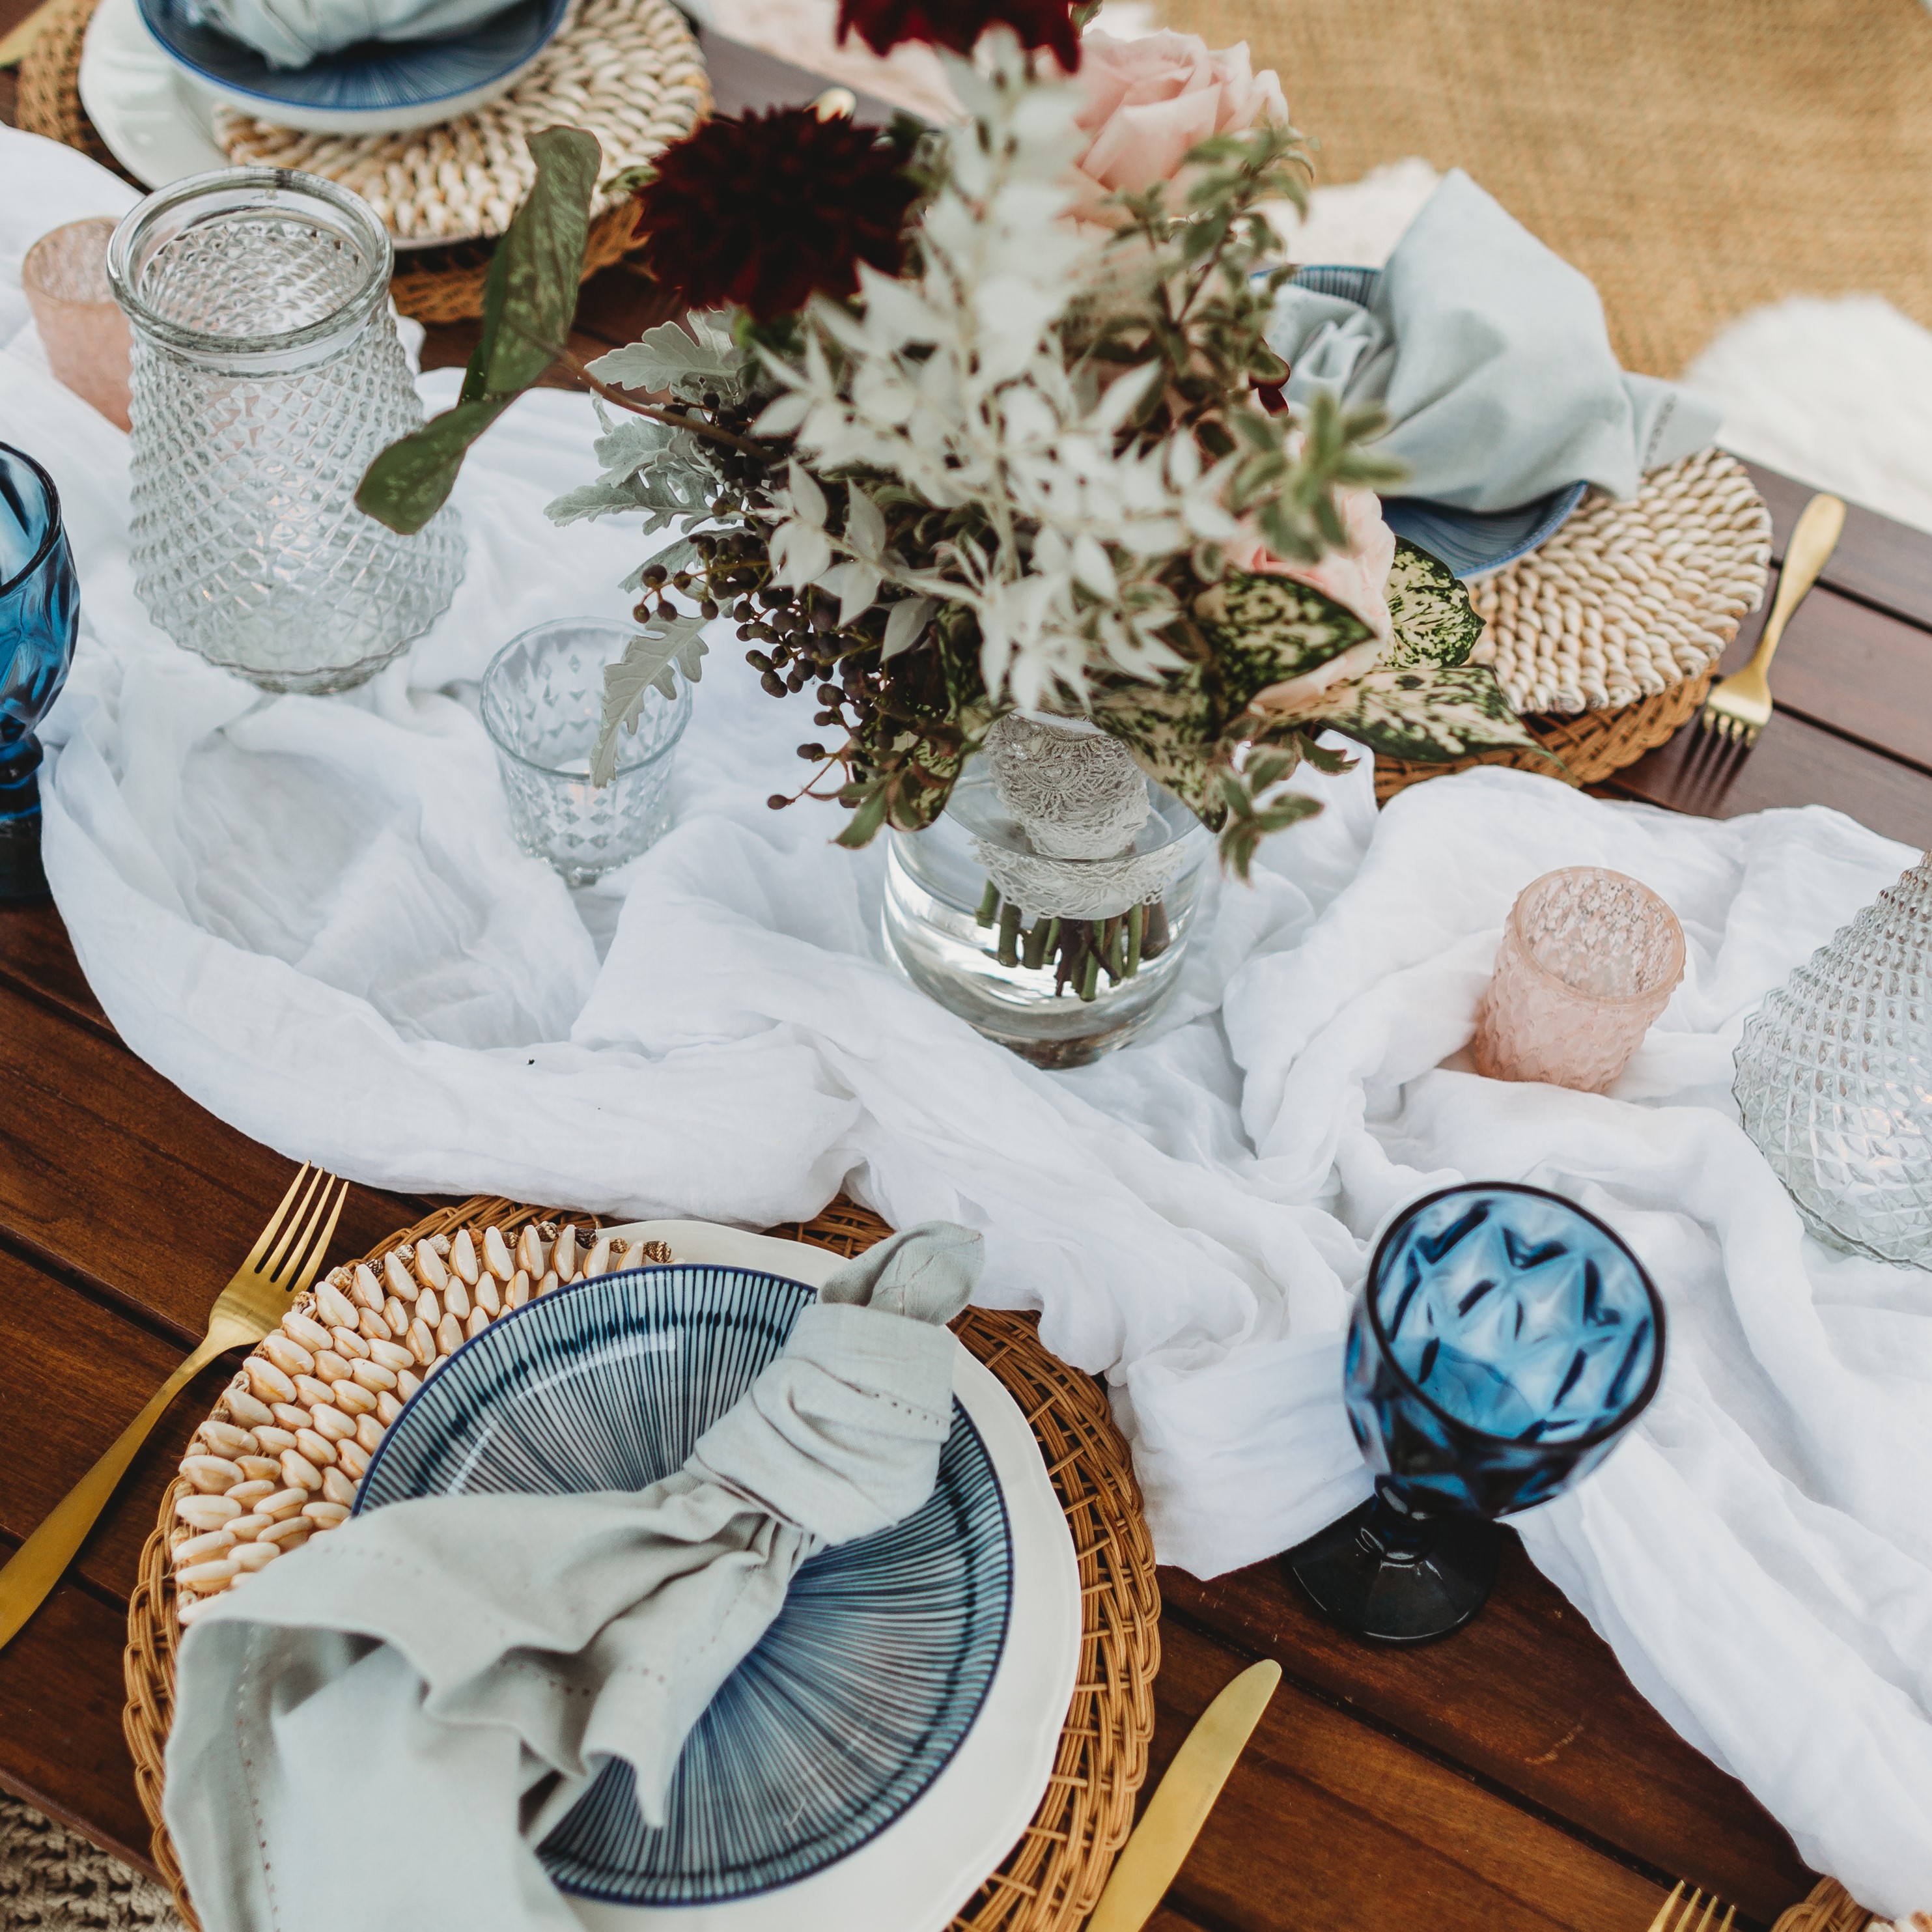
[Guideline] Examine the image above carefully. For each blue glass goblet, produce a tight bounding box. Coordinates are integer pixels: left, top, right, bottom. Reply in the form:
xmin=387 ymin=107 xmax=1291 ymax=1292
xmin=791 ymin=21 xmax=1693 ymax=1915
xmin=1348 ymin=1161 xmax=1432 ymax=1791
xmin=1289 ymin=1182 xmax=1665 ymax=1644
xmin=0 ymin=443 xmax=79 ymax=903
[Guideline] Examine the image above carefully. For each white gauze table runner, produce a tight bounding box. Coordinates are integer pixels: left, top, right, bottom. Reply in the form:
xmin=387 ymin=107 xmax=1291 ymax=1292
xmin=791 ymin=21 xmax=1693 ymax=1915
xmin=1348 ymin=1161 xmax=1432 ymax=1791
xmin=5 ymin=128 xmax=1931 ymax=1913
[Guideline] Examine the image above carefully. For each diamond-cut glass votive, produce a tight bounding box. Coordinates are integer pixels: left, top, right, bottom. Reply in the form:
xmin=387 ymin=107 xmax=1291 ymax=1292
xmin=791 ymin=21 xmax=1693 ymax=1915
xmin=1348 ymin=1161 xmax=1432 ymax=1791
xmin=1473 ymin=867 xmax=1685 ymax=1093
xmin=107 ymin=169 xmax=464 ymax=693
xmin=1734 ymin=854 xmax=1932 ymax=1266
xmin=481 ymin=618 xmax=691 ymax=884
xmin=23 ymin=218 xmax=131 ymax=430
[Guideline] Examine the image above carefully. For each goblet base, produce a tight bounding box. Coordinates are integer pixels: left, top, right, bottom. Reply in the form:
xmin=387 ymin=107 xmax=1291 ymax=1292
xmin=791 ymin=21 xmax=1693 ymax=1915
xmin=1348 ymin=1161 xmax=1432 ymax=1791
xmin=0 ymin=813 xmax=48 ymax=903
xmin=1286 ymin=1491 xmax=1499 ymax=1644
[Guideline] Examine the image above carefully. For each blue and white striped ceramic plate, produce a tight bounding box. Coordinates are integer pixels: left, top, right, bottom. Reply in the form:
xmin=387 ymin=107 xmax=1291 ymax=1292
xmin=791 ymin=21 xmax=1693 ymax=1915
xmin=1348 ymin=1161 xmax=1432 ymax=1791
xmin=357 ymin=1264 xmax=1013 ymax=1905
xmin=135 ymin=0 xmax=567 ymax=134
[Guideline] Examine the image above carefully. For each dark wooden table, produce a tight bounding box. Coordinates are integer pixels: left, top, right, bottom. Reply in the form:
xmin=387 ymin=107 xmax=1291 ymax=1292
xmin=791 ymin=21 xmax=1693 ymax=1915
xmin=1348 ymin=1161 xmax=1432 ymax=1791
xmin=7 ymin=21 xmax=1932 ymax=1930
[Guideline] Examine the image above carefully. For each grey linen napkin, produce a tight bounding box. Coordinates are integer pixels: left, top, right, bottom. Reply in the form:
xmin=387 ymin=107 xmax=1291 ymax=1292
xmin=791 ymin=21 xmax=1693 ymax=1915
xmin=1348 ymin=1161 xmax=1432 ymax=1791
xmin=163 ymin=1223 xmax=982 ymax=1932
xmin=1267 ymin=169 xmax=1722 ymax=511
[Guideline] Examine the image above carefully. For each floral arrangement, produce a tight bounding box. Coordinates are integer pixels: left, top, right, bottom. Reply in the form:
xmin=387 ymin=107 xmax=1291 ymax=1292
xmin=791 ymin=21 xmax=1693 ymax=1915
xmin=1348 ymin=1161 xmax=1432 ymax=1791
xmin=359 ymin=3 xmax=1536 ymax=878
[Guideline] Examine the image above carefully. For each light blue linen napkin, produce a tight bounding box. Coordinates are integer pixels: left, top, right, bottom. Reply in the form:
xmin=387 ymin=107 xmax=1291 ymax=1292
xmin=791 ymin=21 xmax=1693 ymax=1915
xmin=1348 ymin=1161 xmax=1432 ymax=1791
xmin=162 ymin=1224 xmax=981 ymax=1932
xmin=1268 ymin=169 xmax=1721 ymax=512
xmin=183 ymin=0 xmax=527 ymax=69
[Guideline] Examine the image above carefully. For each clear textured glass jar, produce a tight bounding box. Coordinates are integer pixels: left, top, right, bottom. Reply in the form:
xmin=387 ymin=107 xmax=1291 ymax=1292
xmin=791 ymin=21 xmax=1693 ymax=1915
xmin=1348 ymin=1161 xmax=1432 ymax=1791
xmin=882 ymin=718 xmax=1212 ymax=1068
xmin=1734 ymin=856 xmax=1932 ymax=1267
xmin=107 ymin=169 xmax=464 ymax=693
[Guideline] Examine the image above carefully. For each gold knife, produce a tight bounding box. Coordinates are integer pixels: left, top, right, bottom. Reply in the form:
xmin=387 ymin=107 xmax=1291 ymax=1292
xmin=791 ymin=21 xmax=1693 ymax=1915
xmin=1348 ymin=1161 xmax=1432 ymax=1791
xmin=1087 ymin=1659 xmax=1283 ymax=1932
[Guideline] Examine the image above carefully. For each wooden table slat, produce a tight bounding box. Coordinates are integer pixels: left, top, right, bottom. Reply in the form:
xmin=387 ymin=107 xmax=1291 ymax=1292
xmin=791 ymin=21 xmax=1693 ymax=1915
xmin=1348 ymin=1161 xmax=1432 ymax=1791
xmin=1746 ymin=460 xmax=1932 ymax=632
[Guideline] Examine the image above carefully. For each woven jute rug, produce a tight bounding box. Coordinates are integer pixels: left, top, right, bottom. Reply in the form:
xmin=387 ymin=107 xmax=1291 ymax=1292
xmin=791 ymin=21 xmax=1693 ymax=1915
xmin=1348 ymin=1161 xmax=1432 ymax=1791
xmin=0 ymin=1800 xmax=182 ymax=1932
xmin=1155 ymin=0 xmax=1932 ymax=379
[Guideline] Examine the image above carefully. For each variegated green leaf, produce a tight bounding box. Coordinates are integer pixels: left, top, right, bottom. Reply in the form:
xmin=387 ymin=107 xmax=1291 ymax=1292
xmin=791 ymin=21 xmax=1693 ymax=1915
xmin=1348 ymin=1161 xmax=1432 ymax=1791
xmin=1312 ymin=664 xmax=1542 ymax=763
xmin=1191 ymin=570 xmax=1375 ymax=703
xmin=1383 ymin=539 xmax=1483 ymax=669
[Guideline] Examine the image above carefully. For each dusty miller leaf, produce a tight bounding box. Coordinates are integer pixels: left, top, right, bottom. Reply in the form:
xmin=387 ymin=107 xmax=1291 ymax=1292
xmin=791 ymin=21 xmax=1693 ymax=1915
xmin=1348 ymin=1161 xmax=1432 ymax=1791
xmin=591 ymin=615 xmax=709 ymax=787
xmin=882 ymin=595 xmax=937 ymax=661
xmin=588 ymin=319 xmax=744 ymax=397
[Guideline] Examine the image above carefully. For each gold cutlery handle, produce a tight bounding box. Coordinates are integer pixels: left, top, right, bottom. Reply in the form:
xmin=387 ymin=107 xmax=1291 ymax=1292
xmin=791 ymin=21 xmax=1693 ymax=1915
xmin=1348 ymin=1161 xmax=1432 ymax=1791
xmin=0 ymin=1337 xmax=223 ymax=1652
xmin=1748 ymin=493 xmax=1846 ymax=676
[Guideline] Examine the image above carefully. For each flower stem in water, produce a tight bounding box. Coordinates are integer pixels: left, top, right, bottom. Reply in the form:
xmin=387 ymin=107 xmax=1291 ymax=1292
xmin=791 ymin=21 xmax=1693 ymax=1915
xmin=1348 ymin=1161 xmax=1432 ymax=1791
xmin=976 ymin=880 xmax=1001 ymax=927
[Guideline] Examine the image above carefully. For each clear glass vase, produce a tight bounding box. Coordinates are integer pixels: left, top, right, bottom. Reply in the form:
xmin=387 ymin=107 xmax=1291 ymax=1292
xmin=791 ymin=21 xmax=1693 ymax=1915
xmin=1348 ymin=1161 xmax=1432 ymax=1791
xmin=882 ymin=716 xmax=1212 ymax=1068
xmin=1733 ymin=854 xmax=1932 ymax=1266
xmin=107 ymin=169 xmax=464 ymax=693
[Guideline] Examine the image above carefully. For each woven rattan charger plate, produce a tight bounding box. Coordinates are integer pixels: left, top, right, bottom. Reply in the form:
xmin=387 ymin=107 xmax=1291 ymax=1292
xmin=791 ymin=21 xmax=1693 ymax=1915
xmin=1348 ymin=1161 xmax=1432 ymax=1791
xmin=19 ymin=0 xmax=706 ymax=322
xmin=124 ymin=1194 xmax=1159 ymax=1932
xmin=1375 ymin=447 xmax=1773 ymax=804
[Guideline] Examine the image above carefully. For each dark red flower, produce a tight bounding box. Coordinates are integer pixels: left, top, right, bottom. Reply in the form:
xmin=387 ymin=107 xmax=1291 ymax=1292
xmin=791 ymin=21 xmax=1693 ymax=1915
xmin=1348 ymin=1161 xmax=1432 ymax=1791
xmin=631 ymin=110 xmax=919 ymax=321
xmin=836 ymin=0 xmax=1080 ymax=70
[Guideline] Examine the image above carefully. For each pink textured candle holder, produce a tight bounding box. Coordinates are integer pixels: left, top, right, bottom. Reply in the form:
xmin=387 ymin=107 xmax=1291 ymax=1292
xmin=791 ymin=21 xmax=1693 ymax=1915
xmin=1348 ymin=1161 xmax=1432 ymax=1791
xmin=1472 ymin=867 xmax=1686 ymax=1093
xmin=23 ymin=218 xmax=131 ymax=431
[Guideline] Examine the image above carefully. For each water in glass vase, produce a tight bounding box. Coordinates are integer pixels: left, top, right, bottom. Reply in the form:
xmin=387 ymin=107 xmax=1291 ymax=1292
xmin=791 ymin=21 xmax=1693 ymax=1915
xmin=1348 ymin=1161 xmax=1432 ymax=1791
xmin=882 ymin=757 xmax=1212 ymax=1069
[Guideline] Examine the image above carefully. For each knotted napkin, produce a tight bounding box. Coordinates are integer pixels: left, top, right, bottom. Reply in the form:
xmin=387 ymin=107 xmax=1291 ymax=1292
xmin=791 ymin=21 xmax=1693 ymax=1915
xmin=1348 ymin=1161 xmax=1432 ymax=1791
xmin=163 ymin=1223 xmax=981 ymax=1932
xmin=1267 ymin=169 xmax=1722 ymax=511
xmin=184 ymin=0 xmax=532 ymax=70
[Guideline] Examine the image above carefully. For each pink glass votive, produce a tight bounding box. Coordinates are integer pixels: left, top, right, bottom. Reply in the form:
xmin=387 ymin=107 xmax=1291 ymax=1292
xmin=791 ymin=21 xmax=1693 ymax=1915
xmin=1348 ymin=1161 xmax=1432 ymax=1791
xmin=1472 ymin=867 xmax=1686 ymax=1093
xmin=23 ymin=218 xmax=132 ymax=431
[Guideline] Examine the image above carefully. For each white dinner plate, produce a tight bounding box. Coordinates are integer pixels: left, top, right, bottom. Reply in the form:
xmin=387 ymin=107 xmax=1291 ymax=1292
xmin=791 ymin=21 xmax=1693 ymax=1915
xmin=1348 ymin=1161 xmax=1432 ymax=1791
xmin=563 ymin=1220 xmax=1082 ymax=1932
xmin=77 ymin=0 xmax=489 ymax=245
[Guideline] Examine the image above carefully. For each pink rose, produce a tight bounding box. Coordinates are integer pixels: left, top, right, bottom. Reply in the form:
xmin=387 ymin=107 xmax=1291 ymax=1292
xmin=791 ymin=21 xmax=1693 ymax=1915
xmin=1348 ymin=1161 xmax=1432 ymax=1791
xmin=1072 ymin=29 xmax=1289 ymax=198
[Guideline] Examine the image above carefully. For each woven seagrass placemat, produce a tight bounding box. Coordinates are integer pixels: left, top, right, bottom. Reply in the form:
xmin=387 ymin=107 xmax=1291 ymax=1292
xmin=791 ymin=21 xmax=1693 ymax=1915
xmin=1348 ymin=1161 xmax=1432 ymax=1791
xmin=1376 ymin=447 xmax=1770 ymax=802
xmin=1156 ymin=0 xmax=1932 ymax=381
xmin=16 ymin=0 xmax=701 ymax=322
xmin=122 ymin=1194 xmax=1159 ymax=1932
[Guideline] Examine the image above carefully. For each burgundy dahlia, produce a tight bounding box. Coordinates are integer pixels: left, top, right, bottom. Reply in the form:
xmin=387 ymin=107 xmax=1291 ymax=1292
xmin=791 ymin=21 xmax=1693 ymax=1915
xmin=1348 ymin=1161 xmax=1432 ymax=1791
xmin=836 ymin=0 xmax=1080 ymax=69
xmin=631 ymin=110 xmax=919 ymax=322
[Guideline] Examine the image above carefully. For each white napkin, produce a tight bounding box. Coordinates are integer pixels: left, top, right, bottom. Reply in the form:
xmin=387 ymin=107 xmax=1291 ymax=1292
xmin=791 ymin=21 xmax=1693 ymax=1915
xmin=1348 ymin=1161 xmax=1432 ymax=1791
xmin=184 ymin=0 xmax=529 ymax=70
xmin=163 ymin=1224 xmax=977 ymax=1932
xmin=1269 ymin=170 xmax=1722 ymax=510
xmin=7 ymin=126 xmax=1932 ymax=1915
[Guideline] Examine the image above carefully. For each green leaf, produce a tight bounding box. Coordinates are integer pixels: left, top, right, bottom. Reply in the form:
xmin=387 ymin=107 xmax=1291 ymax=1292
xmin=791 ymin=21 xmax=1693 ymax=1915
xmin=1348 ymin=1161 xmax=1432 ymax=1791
xmin=835 ymin=783 xmax=891 ymax=848
xmin=354 ymin=397 xmax=511 ymax=534
xmin=1383 ymin=539 xmax=1484 ymax=669
xmin=1192 ymin=570 xmax=1375 ymax=698
xmin=590 ymin=613 xmax=708 ymax=786
xmin=475 ymin=124 xmax=600 ymax=396
xmin=358 ymin=126 xmax=599 ymax=535
xmin=1313 ymin=664 xmax=1543 ymax=763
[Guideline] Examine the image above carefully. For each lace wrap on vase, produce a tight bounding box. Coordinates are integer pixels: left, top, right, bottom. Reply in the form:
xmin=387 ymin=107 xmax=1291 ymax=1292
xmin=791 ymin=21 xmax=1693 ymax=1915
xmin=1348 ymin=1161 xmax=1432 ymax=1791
xmin=971 ymin=714 xmax=1183 ymax=922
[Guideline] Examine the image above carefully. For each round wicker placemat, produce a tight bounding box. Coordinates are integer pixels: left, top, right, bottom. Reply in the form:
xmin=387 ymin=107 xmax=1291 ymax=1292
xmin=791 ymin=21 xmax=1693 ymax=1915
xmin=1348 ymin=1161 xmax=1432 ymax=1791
xmin=217 ymin=0 xmax=707 ymax=247
xmin=16 ymin=0 xmax=695 ymax=322
xmin=123 ymin=1194 xmax=1158 ymax=1932
xmin=1375 ymin=447 xmax=1769 ymax=803
xmin=1774 ymin=1880 xmax=1880 ymax=1931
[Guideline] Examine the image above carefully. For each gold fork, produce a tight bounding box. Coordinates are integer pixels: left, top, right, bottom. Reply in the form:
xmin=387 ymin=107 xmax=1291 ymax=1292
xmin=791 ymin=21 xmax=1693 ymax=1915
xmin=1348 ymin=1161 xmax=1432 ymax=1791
xmin=0 ymin=1164 xmax=348 ymax=1654
xmin=1647 ymin=1881 xmax=1738 ymax=1932
xmin=1700 ymin=491 xmax=1847 ymax=746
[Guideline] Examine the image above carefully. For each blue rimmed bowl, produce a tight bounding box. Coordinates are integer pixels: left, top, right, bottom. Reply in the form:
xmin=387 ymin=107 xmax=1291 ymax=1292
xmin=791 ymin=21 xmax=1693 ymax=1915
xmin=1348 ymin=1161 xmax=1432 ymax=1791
xmin=135 ymin=0 xmax=567 ymax=133
xmin=357 ymin=1263 xmax=1014 ymax=1905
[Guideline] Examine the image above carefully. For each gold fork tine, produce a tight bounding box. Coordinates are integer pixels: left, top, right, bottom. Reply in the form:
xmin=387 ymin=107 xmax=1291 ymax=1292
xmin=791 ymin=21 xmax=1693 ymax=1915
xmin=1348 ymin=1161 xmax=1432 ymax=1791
xmin=242 ymin=1160 xmax=312 ymax=1272
xmin=288 ymin=1179 xmax=349 ymax=1299
xmin=1647 ymin=1883 xmax=1687 ymax=1932
xmin=264 ymin=1163 xmax=330 ymax=1278
xmin=0 ymin=1166 xmax=348 ymax=1653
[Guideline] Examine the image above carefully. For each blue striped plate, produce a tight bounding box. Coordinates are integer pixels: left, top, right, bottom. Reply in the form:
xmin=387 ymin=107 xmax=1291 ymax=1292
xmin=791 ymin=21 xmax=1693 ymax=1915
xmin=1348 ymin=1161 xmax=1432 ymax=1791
xmin=135 ymin=0 xmax=567 ymax=134
xmin=357 ymin=1264 xmax=1013 ymax=1905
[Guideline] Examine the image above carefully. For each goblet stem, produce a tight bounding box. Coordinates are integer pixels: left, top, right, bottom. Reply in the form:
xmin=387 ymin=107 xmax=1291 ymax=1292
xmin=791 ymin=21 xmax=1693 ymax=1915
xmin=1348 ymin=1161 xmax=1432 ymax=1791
xmin=0 ymin=739 xmax=47 ymax=903
xmin=1285 ymin=1480 xmax=1500 ymax=1644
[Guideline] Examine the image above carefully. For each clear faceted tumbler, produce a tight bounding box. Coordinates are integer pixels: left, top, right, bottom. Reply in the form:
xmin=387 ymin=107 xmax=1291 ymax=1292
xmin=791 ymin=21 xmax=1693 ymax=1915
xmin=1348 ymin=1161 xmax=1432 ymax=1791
xmin=481 ymin=618 xmax=692 ymax=884
xmin=107 ymin=169 xmax=464 ymax=693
